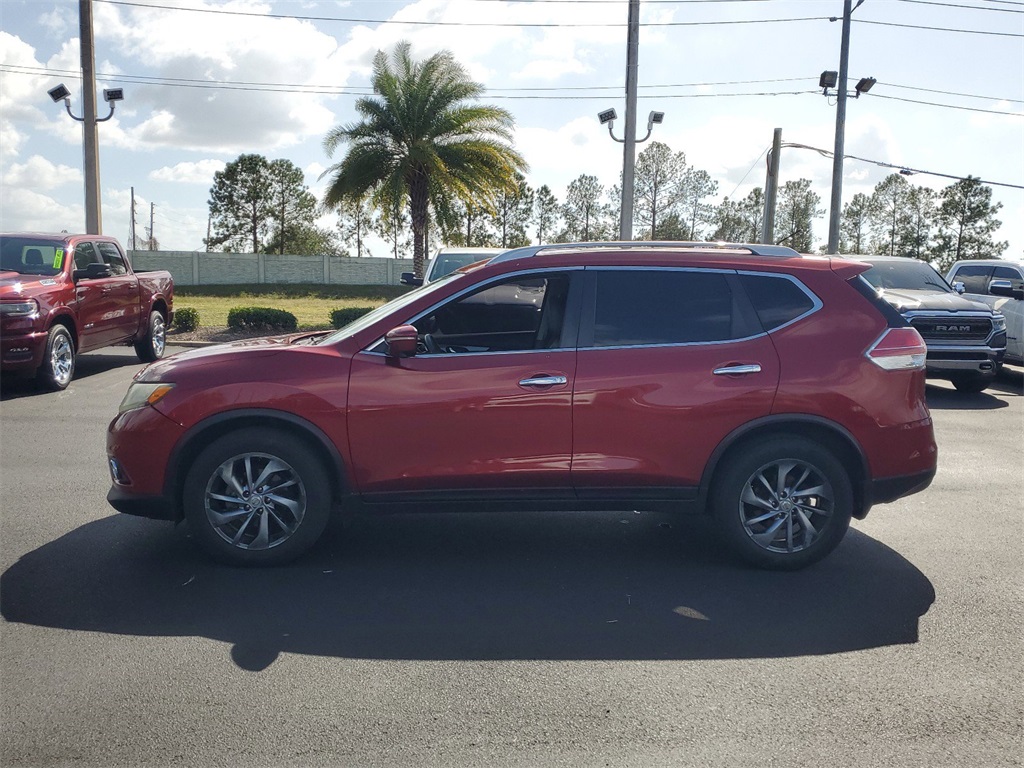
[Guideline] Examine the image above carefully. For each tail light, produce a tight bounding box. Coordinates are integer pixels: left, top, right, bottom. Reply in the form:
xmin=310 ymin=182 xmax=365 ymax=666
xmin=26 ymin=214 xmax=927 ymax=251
xmin=866 ymin=327 xmax=927 ymax=370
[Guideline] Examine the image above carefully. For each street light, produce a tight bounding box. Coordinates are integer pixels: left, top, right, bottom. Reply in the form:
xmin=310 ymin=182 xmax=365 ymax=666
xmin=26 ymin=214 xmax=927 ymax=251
xmin=48 ymin=82 xmax=123 ymax=123
xmin=599 ymin=108 xmax=664 ymax=144
xmin=854 ymin=77 xmax=876 ymax=96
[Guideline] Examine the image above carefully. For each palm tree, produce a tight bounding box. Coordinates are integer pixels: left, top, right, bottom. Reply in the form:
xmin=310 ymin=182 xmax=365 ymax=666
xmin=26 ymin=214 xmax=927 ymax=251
xmin=322 ymin=42 xmax=527 ymax=277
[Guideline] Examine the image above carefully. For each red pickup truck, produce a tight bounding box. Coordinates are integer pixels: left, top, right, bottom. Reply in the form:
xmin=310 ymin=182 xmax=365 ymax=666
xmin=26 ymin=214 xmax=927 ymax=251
xmin=1 ymin=233 xmax=174 ymax=390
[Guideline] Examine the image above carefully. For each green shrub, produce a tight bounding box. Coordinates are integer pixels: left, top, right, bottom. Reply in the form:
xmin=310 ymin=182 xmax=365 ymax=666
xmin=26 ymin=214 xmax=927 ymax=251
xmin=172 ymin=306 xmax=200 ymax=332
xmin=227 ymin=306 xmax=298 ymax=332
xmin=330 ymin=306 xmax=376 ymax=329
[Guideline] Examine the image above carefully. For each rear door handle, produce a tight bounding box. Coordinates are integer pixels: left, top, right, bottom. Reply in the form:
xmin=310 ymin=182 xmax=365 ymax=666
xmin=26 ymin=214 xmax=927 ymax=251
xmin=713 ymin=364 xmax=762 ymax=376
xmin=519 ymin=375 xmax=568 ymax=387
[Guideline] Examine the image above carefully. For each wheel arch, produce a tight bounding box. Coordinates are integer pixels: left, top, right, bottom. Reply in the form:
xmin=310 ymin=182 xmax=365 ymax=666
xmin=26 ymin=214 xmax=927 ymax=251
xmin=699 ymin=415 xmax=871 ymax=520
xmin=47 ymin=312 xmax=79 ymax=351
xmin=165 ymin=409 xmax=350 ymax=518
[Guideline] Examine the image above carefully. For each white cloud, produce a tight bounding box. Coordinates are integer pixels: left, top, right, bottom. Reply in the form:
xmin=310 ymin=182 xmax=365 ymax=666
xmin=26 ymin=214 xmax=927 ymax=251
xmin=0 ymin=187 xmax=84 ymax=233
xmin=2 ymin=156 xmax=81 ymax=191
xmin=149 ymin=159 xmax=226 ymax=183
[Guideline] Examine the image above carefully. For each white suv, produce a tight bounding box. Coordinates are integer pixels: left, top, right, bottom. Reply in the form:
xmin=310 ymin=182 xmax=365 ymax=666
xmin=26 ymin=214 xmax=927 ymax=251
xmin=401 ymin=247 xmax=505 ymax=286
xmin=947 ymin=260 xmax=1024 ymax=366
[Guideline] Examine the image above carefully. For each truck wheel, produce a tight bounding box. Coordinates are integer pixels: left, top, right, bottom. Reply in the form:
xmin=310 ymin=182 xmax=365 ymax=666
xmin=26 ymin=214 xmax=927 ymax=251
xmin=36 ymin=325 xmax=75 ymax=391
xmin=183 ymin=428 xmax=332 ymax=566
xmin=134 ymin=310 xmax=166 ymax=362
xmin=711 ymin=437 xmax=853 ymax=570
xmin=950 ymin=373 xmax=989 ymax=393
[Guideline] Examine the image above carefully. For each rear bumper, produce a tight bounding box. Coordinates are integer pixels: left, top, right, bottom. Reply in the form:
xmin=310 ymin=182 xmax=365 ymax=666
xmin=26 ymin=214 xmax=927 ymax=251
xmin=868 ymin=467 xmax=936 ymax=506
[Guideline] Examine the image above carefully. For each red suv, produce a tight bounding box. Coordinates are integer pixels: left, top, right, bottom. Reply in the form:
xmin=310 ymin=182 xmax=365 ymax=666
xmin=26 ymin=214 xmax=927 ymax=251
xmin=106 ymin=243 xmax=936 ymax=569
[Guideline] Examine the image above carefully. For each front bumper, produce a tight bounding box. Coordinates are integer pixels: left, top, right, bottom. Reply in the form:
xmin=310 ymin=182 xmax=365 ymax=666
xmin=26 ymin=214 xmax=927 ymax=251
xmin=107 ymin=485 xmax=178 ymax=520
xmin=0 ymin=327 xmax=47 ymax=372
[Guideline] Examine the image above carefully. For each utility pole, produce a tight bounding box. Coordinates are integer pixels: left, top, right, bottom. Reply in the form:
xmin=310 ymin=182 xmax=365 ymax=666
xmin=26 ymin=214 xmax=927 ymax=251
xmin=149 ymin=202 xmax=155 ymax=249
xmin=827 ymin=0 xmax=854 ymax=254
xmin=80 ymin=0 xmax=102 ymax=234
xmin=761 ymin=128 xmax=782 ymax=244
xmin=620 ymin=0 xmax=640 ymax=241
xmin=129 ymin=186 xmax=136 ymax=249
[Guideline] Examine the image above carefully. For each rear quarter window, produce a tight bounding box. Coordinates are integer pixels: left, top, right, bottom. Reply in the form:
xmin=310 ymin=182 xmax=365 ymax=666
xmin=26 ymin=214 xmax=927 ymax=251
xmin=738 ymin=273 xmax=817 ymax=331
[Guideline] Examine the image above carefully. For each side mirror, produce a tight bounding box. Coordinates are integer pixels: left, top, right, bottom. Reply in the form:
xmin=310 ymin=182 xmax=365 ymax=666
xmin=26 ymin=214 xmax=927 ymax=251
xmin=952 ymin=281 xmax=965 ymax=295
xmin=385 ymin=325 xmax=419 ymax=358
xmin=73 ymin=262 xmax=112 ymax=281
xmin=400 ymin=272 xmax=423 ymax=287
xmin=990 ymin=279 xmax=1023 ymax=300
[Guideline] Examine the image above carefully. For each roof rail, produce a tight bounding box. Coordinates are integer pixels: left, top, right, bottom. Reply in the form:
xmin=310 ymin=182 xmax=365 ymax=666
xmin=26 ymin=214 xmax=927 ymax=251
xmin=489 ymin=241 xmax=799 ymax=265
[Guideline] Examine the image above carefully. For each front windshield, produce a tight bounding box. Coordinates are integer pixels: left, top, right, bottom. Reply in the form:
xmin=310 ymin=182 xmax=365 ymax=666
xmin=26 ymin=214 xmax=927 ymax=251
xmin=317 ymin=269 xmax=466 ymax=345
xmin=0 ymin=236 xmax=67 ymax=277
xmin=862 ymin=260 xmax=952 ymax=292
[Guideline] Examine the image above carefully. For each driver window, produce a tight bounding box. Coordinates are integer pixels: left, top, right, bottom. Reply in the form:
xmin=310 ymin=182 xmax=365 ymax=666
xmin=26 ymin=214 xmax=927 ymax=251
xmin=414 ymin=273 xmax=570 ymax=354
xmin=97 ymin=242 xmax=128 ymax=276
xmin=74 ymin=243 xmax=98 ymax=270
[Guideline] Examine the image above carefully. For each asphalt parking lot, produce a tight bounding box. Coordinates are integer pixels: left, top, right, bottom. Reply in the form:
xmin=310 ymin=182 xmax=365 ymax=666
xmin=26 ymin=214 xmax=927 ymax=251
xmin=1 ymin=347 xmax=1021 ymax=767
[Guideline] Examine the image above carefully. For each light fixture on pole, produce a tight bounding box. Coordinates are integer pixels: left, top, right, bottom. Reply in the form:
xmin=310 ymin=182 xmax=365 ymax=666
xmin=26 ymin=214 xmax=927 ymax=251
xmin=48 ymin=82 xmax=124 ymax=123
xmin=599 ymin=109 xmax=665 ymax=144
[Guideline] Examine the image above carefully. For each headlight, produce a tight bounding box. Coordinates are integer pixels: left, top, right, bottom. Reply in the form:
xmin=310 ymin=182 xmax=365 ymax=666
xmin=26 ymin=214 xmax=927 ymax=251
xmin=992 ymin=314 xmax=1006 ymax=333
xmin=0 ymin=299 xmax=39 ymax=316
xmin=118 ymin=382 xmax=175 ymax=413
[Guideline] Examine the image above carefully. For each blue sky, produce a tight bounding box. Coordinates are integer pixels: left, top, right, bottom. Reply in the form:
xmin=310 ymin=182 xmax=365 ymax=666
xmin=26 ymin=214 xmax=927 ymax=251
xmin=1 ymin=0 xmax=1021 ymax=257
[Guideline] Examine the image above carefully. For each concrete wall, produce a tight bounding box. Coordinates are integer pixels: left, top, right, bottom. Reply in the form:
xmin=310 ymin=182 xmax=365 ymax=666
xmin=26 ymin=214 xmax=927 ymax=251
xmin=128 ymin=251 xmax=415 ymax=286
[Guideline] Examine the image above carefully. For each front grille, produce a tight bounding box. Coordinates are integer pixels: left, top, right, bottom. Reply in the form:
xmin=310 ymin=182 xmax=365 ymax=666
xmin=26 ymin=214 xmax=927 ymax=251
xmin=910 ymin=316 xmax=992 ymax=341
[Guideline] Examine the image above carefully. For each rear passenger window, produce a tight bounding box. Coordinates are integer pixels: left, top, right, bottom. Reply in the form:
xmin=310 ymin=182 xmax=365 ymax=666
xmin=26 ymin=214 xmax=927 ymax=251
xmin=739 ymin=274 xmax=815 ymax=331
xmin=951 ymin=265 xmax=993 ymax=294
xmin=589 ymin=270 xmax=735 ymax=347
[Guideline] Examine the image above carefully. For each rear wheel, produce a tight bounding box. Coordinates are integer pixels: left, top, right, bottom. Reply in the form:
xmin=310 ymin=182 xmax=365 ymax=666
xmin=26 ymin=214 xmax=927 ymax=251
xmin=35 ymin=325 xmax=75 ymax=391
xmin=712 ymin=437 xmax=853 ymax=570
xmin=183 ymin=428 xmax=332 ymax=566
xmin=134 ymin=310 xmax=166 ymax=362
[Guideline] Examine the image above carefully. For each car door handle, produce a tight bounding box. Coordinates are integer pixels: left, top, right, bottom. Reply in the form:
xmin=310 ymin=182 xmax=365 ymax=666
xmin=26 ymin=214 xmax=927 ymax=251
xmin=713 ymin=364 xmax=762 ymax=376
xmin=519 ymin=375 xmax=568 ymax=387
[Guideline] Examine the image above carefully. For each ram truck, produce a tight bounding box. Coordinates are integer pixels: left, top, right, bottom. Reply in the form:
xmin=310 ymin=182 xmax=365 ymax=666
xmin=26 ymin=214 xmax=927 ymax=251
xmin=1 ymin=233 xmax=173 ymax=390
xmin=858 ymin=255 xmax=1005 ymax=392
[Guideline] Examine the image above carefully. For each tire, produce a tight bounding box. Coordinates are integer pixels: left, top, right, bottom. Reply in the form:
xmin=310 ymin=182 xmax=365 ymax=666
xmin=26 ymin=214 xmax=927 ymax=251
xmin=183 ymin=428 xmax=332 ymax=566
xmin=134 ymin=310 xmax=167 ymax=363
xmin=711 ymin=436 xmax=853 ymax=570
xmin=35 ymin=324 xmax=75 ymax=391
xmin=950 ymin=373 xmax=990 ymax=393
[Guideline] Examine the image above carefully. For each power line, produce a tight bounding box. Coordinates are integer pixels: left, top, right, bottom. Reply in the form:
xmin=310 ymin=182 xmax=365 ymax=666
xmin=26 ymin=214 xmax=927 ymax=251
xmin=895 ymin=0 xmax=1024 ymax=11
xmin=10 ymin=65 xmax=1021 ymax=106
xmin=781 ymin=142 xmax=1024 ymax=190
xmin=94 ymin=1 xmax=828 ymax=27
xmin=853 ymin=17 xmax=1024 ymax=36
xmin=866 ymin=92 xmax=1023 ymax=117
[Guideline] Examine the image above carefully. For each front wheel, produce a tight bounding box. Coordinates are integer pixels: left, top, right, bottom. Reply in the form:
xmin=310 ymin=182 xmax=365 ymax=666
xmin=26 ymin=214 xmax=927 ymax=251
xmin=183 ymin=428 xmax=332 ymax=566
xmin=134 ymin=310 xmax=166 ymax=362
xmin=950 ymin=373 xmax=990 ymax=393
xmin=711 ymin=437 xmax=853 ymax=570
xmin=35 ymin=324 xmax=75 ymax=391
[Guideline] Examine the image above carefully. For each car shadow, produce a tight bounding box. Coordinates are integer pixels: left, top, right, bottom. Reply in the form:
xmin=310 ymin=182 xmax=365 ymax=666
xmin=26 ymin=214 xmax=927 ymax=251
xmin=1 ymin=510 xmax=935 ymax=670
xmin=925 ymin=381 xmax=1013 ymax=410
xmin=0 ymin=349 xmax=149 ymax=400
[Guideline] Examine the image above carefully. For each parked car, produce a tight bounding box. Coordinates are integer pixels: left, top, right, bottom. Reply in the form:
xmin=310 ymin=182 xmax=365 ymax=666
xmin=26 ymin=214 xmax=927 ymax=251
xmin=400 ymin=246 xmax=506 ymax=286
xmin=1 ymin=233 xmax=174 ymax=390
xmin=946 ymin=259 xmax=1024 ymax=366
xmin=107 ymin=242 xmax=936 ymax=570
xmin=855 ymin=255 xmax=1006 ymax=392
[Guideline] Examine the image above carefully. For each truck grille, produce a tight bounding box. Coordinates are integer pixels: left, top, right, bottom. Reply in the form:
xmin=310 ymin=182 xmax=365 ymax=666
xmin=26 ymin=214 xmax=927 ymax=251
xmin=910 ymin=316 xmax=992 ymax=341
